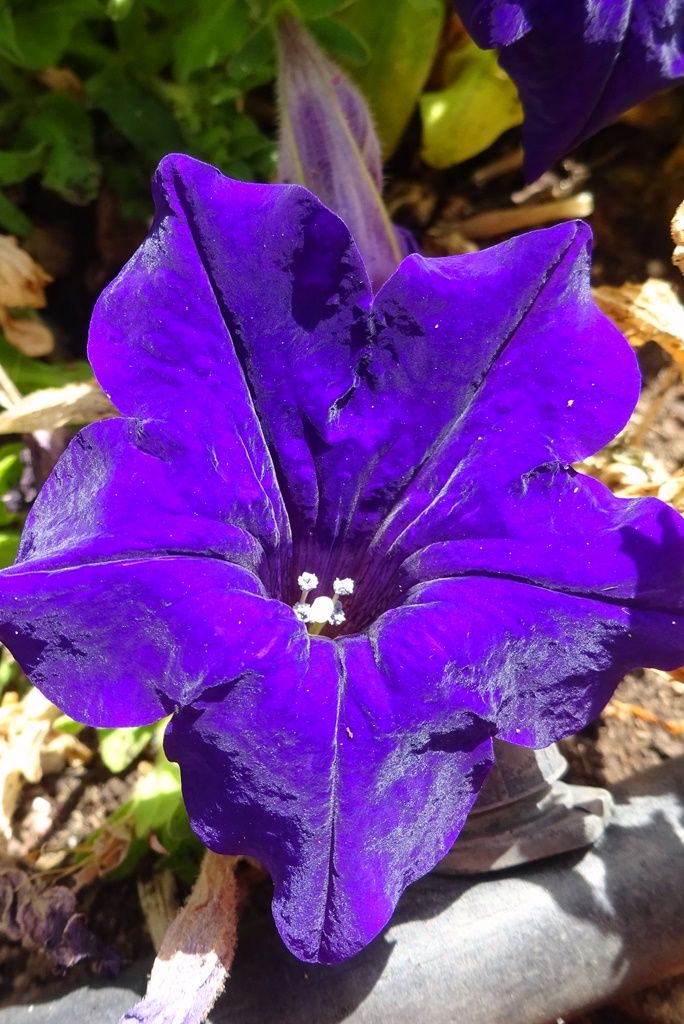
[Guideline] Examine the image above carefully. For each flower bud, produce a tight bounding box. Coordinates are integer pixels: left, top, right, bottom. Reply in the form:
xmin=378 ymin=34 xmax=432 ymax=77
xmin=275 ymin=14 xmax=403 ymax=291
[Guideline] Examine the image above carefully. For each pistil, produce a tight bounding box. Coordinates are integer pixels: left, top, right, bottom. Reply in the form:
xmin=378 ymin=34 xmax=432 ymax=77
xmin=293 ymin=572 xmax=355 ymax=634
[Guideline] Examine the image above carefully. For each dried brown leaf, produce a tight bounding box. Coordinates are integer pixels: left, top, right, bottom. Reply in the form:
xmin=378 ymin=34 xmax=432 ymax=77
xmin=0 ymin=688 xmax=91 ymax=844
xmin=35 ymin=67 xmax=86 ymax=101
xmin=0 ymin=236 xmax=55 ymax=356
xmin=672 ymin=198 xmax=684 ymax=275
xmin=3 ymin=314 xmax=54 ymax=357
xmin=457 ymin=192 xmax=594 ymax=240
xmin=72 ymin=820 xmax=134 ymax=890
xmin=594 ymin=278 xmax=684 ymax=369
xmin=0 ymin=236 xmax=51 ymax=309
xmin=606 ymin=699 xmax=684 ymax=737
xmin=137 ymin=870 xmax=179 ymax=950
xmin=0 ymin=862 xmax=120 ymax=973
xmin=0 ymin=380 xmax=117 ymax=433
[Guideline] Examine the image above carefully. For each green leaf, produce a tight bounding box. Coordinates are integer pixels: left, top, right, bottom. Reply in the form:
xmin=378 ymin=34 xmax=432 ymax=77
xmin=337 ymin=0 xmax=444 ymax=155
xmin=226 ymin=25 xmax=275 ymax=86
xmin=0 ymin=193 xmax=30 ymax=236
xmin=88 ymin=68 xmax=185 ymax=166
xmin=310 ymin=17 xmax=369 ymax=64
xmin=0 ymin=10 xmax=23 ymax=67
xmin=172 ymin=0 xmax=252 ymax=81
xmin=0 ymin=333 xmax=92 ymax=394
xmin=98 ymin=723 xmax=158 ymax=774
xmin=0 ymin=444 xmax=22 ymax=494
xmin=2 ymin=0 xmax=103 ymax=70
xmin=131 ymin=754 xmax=183 ymax=839
xmin=0 ymin=444 xmax=24 ymax=530
xmin=53 ymin=713 xmax=86 ymax=735
xmin=107 ymin=0 xmax=136 ymax=20
xmin=0 ymin=647 xmax=21 ymax=695
xmin=296 ymin=0 xmax=355 ymax=18
xmin=0 ymin=530 xmax=18 ymax=567
xmin=20 ymin=93 xmax=100 ymax=203
xmin=0 ymin=145 xmax=45 ymax=187
xmin=420 ymin=42 xmax=522 ymax=169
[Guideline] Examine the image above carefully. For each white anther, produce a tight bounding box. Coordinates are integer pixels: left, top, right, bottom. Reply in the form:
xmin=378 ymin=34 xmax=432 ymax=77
xmin=298 ymin=572 xmax=319 ymax=592
xmin=309 ymin=595 xmax=335 ymax=624
xmin=333 ymin=577 xmax=355 ymax=597
xmin=293 ymin=602 xmax=312 ymax=623
xmin=330 ymin=607 xmax=346 ymax=626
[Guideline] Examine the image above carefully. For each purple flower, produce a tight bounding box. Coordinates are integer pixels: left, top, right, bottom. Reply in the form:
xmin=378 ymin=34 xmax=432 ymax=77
xmin=1 ymin=154 xmax=684 ymax=964
xmin=454 ymin=1 xmax=684 ymax=178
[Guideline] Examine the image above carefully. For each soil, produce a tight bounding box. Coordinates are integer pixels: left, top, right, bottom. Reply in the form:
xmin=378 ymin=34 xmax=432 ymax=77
xmin=1 ymin=90 xmax=684 ymax=1023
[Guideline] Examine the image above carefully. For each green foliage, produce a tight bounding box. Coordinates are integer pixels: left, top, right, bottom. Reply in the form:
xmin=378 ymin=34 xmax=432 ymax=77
xmin=80 ymin=738 xmax=204 ymax=886
xmin=0 ymin=443 xmax=24 ymax=568
xmin=0 ymin=334 xmax=91 ymax=394
xmin=338 ymin=0 xmax=444 ymax=155
xmin=97 ymin=721 xmax=161 ymax=773
xmin=0 ymin=0 xmax=283 ymax=223
xmin=420 ymin=41 xmax=522 ymax=169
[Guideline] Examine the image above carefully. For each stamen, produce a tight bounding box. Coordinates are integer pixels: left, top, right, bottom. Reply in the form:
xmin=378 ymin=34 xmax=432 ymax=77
xmin=293 ymin=572 xmax=355 ymax=633
xmin=333 ymin=578 xmax=354 ymax=596
xmin=293 ymin=602 xmax=312 ymax=623
xmin=298 ymin=571 xmax=319 ymax=603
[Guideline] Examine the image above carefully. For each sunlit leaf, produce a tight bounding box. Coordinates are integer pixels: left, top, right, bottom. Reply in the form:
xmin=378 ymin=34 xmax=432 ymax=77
xmin=98 ymin=723 xmax=158 ymax=774
xmin=0 ymin=333 xmax=91 ymax=394
xmin=337 ymin=0 xmax=444 ymax=154
xmin=0 ymin=531 xmax=18 ymax=567
xmin=420 ymin=42 xmax=522 ymax=169
xmin=53 ymin=713 xmax=86 ymax=735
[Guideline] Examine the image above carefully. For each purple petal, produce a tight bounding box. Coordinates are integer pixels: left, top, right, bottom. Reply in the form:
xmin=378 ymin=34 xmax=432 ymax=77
xmin=401 ymin=469 xmax=684 ymax=608
xmin=340 ymin=221 xmax=637 ymax=610
xmin=384 ymin=575 xmax=684 ymax=747
xmin=166 ymin=633 xmax=494 ymax=963
xmin=455 ymin=0 xmax=684 ymax=178
xmin=90 ymin=154 xmax=372 ymax=544
xmin=0 ymin=557 xmax=298 ymax=726
xmin=15 ymin=419 xmax=273 ymax=584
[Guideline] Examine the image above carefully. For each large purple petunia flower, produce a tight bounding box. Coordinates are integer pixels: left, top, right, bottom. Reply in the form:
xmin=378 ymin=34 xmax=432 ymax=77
xmin=454 ymin=0 xmax=684 ymax=178
xmin=1 ymin=154 xmax=684 ymax=963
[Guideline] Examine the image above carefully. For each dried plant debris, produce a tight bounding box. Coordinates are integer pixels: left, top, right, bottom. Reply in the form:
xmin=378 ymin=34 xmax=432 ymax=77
xmin=0 ymin=237 xmax=54 ymax=357
xmin=583 ymin=445 xmax=684 ymax=513
xmin=0 ymin=380 xmax=116 ymax=434
xmin=0 ymin=688 xmax=91 ymax=848
xmin=672 ymin=197 xmax=684 ymax=275
xmin=0 ymin=861 xmax=119 ymax=974
xmin=122 ymin=854 xmax=240 ymax=1024
xmin=605 ymin=698 xmax=683 ymax=737
xmin=593 ymin=278 xmax=684 ymax=371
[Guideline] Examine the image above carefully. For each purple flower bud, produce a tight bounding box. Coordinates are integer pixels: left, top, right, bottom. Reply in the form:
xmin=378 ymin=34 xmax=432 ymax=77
xmin=276 ymin=14 xmax=404 ymax=290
